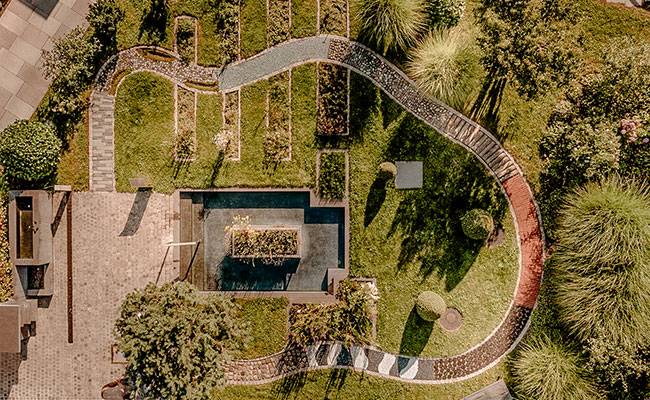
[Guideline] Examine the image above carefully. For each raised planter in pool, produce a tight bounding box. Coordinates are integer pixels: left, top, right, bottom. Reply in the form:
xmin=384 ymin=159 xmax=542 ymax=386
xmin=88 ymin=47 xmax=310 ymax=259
xmin=177 ymin=189 xmax=348 ymax=293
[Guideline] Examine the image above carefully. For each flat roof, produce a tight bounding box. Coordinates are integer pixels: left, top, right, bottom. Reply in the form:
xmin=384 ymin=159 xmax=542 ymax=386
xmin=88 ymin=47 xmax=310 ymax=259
xmin=0 ymin=303 xmax=21 ymax=353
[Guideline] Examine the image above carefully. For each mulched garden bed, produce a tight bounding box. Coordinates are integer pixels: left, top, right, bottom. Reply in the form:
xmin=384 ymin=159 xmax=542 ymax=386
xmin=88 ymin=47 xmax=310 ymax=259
xmin=317 ymin=63 xmax=348 ymax=136
xmin=175 ymin=86 xmax=197 ymax=161
xmin=268 ymin=0 xmax=291 ymax=46
xmin=266 ymin=72 xmax=292 ymax=162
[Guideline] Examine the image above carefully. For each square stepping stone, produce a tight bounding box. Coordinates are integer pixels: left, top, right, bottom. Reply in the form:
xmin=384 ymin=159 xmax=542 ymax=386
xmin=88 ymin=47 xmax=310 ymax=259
xmin=395 ymin=161 xmax=423 ymax=189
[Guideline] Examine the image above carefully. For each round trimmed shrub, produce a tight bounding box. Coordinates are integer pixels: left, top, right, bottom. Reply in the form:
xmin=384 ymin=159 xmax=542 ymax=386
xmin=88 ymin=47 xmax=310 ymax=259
xmin=426 ymin=0 xmax=465 ymax=29
xmin=415 ymin=291 xmax=446 ymax=321
xmin=378 ymin=162 xmax=397 ymax=179
xmin=461 ymin=209 xmax=494 ymax=240
xmin=0 ymin=120 xmax=61 ymax=181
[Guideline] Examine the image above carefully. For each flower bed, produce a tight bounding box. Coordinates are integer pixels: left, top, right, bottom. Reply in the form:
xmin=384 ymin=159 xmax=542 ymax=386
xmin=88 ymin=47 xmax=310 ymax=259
xmin=231 ymin=226 xmax=300 ymax=259
xmin=0 ymin=201 xmax=12 ymax=302
xmin=268 ymin=0 xmax=291 ymax=46
xmin=266 ymin=72 xmax=291 ymax=162
xmin=319 ymin=0 xmax=347 ymax=36
xmin=175 ymin=17 xmax=196 ymax=64
xmin=318 ymin=151 xmax=347 ymax=199
xmin=217 ymin=90 xmax=240 ymax=160
xmin=175 ymin=86 xmax=196 ymax=161
xmin=317 ymin=63 xmax=348 ymax=136
xmin=619 ymin=115 xmax=650 ymax=181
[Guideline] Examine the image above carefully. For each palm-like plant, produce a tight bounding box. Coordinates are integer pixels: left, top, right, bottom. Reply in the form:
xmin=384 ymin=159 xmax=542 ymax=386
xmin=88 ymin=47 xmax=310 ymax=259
xmin=407 ymin=31 xmax=477 ymax=109
xmin=355 ymin=0 xmax=425 ymax=54
xmin=553 ymin=176 xmax=650 ymax=349
xmin=513 ymin=335 xmax=599 ymax=400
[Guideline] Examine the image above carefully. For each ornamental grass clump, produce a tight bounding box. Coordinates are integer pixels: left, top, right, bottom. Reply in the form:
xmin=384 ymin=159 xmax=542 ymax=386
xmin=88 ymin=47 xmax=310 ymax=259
xmin=554 ymin=176 xmax=650 ymax=349
xmin=460 ymin=209 xmax=494 ymax=240
xmin=356 ymin=0 xmax=426 ymax=54
xmin=0 ymin=120 xmax=61 ymax=182
xmin=408 ymin=31 xmax=478 ymax=109
xmin=513 ymin=335 xmax=600 ymax=400
xmin=415 ymin=291 xmax=446 ymax=321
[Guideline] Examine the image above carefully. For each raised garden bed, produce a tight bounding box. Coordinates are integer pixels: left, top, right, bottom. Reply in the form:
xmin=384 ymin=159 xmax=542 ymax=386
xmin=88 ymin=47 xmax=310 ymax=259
xmin=231 ymin=226 xmax=301 ymax=259
xmin=136 ymin=48 xmax=176 ymax=63
xmin=268 ymin=0 xmax=291 ymax=46
xmin=318 ymin=150 xmax=348 ymax=199
xmin=291 ymin=0 xmax=317 ymax=38
xmin=218 ymin=90 xmax=240 ymax=160
xmin=175 ymin=86 xmax=196 ymax=161
xmin=175 ymin=17 xmax=197 ymax=64
xmin=266 ymin=72 xmax=291 ymax=162
xmin=319 ymin=0 xmax=347 ymax=36
xmin=317 ymin=63 xmax=349 ymax=136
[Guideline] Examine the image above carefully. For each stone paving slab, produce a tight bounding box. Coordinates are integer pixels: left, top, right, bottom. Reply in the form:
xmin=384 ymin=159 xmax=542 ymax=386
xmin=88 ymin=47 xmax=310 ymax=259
xmin=0 ymin=192 xmax=174 ymax=400
xmin=0 ymin=0 xmax=91 ymax=130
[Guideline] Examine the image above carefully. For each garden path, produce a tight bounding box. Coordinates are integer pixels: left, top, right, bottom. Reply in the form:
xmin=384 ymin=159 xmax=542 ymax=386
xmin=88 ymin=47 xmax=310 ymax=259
xmin=88 ymin=35 xmax=545 ymax=384
xmin=0 ymin=0 xmax=90 ymax=130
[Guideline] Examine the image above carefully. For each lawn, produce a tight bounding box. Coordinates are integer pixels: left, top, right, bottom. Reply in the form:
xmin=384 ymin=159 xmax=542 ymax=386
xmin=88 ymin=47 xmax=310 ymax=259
xmin=235 ymin=297 xmax=289 ymax=359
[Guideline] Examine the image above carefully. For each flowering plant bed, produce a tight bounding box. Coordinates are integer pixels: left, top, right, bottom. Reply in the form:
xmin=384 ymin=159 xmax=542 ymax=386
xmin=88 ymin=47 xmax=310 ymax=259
xmin=175 ymin=86 xmax=196 ymax=161
xmin=619 ymin=115 xmax=650 ymax=181
xmin=268 ymin=0 xmax=291 ymax=46
xmin=266 ymin=72 xmax=291 ymax=162
xmin=175 ymin=17 xmax=197 ymax=64
xmin=317 ymin=63 xmax=348 ymax=136
xmin=231 ymin=226 xmax=301 ymax=259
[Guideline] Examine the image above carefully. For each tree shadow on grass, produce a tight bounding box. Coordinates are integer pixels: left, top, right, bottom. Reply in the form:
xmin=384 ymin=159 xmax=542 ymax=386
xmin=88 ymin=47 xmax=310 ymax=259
xmin=470 ymin=75 xmax=507 ymax=138
xmin=364 ymin=175 xmax=389 ymax=227
xmin=385 ymin=114 xmax=508 ymax=291
xmin=139 ymin=0 xmax=169 ymax=44
xmin=399 ymin=307 xmax=434 ymax=357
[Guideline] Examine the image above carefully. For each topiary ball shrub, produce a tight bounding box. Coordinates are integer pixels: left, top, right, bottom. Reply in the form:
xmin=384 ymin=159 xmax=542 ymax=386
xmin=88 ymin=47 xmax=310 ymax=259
xmin=0 ymin=120 xmax=61 ymax=182
xmin=378 ymin=162 xmax=397 ymax=179
xmin=461 ymin=209 xmax=494 ymax=240
xmin=426 ymin=0 xmax=465 ymax=29
xmin=416 ymin=291 xmax=446 ymax=322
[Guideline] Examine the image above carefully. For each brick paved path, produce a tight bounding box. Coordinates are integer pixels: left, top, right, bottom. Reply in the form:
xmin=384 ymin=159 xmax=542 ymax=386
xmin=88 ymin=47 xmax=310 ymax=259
xmin=0 ymin=193 xmax=175 ymax=400
xmin=0 ymin=0 xmax=91 ymax=130
xmin=87 ymin=35 xmax=545 ymax=384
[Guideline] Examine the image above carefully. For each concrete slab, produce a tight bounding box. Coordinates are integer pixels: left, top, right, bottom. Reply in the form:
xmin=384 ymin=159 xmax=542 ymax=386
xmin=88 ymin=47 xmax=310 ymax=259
xmin=17 ymin=63 xmax=49 ymax=90
xmin=54 ymin=4 xmax=84 ymax=29
xmin=8 ymin=0 xmax=36 ymax=19
xmin=40 ymin=14 xmax=61 ymax=36
xmin=0 ymin=87 xmax=12 ymax=109
xmin=5 ymin=95 xmax=33 ymax=119
xmin=16 ymin=82 xmax=45 ymax=107
xmin=395 ymin=161 xmax=423 ymax=189
xmin=21 ymin=23 xmax=50 ymax=47
xmin=0 ymin=48 xmax=25 ymax=75
xmin=10 ymin=37 xmax=42 ymax=65
xmin=0 ymin=110 xmax=19 ymax=130
xmin=0 ymin=66 xmax=24 ymax=94
xmin=1 ymin=10 xmax=29 ymax=36
xmin=0 ymin=26 xmax=18 ymax=49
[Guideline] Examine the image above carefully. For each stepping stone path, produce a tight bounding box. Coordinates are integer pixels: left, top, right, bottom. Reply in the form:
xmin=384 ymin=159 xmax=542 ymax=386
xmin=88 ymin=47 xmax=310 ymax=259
xmin=88 ymin=35 xmax=545 ymax=384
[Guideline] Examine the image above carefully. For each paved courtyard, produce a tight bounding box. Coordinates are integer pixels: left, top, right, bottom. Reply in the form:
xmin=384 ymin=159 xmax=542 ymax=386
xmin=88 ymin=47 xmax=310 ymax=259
xmin=0 ymin=0 xmax=90 ymax=130
xmin=0 ymin=192 xmax=174 ymax=400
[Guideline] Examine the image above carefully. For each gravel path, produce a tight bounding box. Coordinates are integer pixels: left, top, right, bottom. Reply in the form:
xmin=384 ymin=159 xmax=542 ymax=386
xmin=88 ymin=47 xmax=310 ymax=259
xmin=88 ymin=36 xmax=545 ymax=385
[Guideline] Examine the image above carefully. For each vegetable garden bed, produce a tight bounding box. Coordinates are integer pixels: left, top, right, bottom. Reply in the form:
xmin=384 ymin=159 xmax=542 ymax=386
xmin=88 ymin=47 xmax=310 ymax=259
xmin=319 ymin=0 xmax=347 ymax=36
xmin=175 ymin=86 xmax=196 ymax=161
xmin=317 ymin=63 xmax=349 ymax=136
xmin=231 ymin=226 xmax=301 ymax=259
xmin=220 ymin=90 xmax=240 ymax=160
xmin=266 ymin=72 xmax=292 ymax=162
xmin=268 ymin=0 xmax=291 ymax=46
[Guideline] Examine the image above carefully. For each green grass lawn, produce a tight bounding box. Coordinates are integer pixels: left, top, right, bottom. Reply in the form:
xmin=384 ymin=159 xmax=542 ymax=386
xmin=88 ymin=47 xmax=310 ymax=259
xmin=240 ymin=0 xmax=267 ymax=58
xmin=291 ymin=0 xmax=317 ymax=38
xmin=56 ymin=117 xmax=89 ymax=191
xmin=235 ymin=297 xmax=289 ymax=359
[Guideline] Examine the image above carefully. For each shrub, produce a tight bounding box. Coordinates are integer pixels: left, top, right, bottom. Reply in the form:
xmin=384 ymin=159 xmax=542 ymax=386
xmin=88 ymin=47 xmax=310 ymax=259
xmin=460 ymin=209 xmax=494 ymax=240
xmin=426 ymin=0 xmax=465 ymax=29
xmin=319 ymin=152 xmax=347 ymax=199
xmin=176 ymin=18 xmax=196 ymax=63
xmin=407 ymin=31 xmax=478 ymax=109
xmin=356 ymin=0 xmax=426 ymax=54
xmin=415 ymin=291 xmax=446 ymax=321
xmin=0 ymin=120 xmax=61 ymax=182
xmin=289 ymin=279 xmax=375 ymax=349
xmin=114 ymin=281 xmax=246 ymax=400
xmin=512 ymin=335 xmax=599 ymax=400
xmin=618 ymin=115 xmax=650 ymax=182
xmin=553 ymin=177 xmax=650 ymax=349
xmin=378 ymin=162 xmax=397 ymax=179
xmin=87 ymin=0 xmax=124 ymax=55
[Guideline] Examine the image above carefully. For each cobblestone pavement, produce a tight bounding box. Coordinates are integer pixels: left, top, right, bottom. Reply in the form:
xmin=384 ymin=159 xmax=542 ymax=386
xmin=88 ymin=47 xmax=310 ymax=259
xmin=0 ymin=193 xmax=175 ymax=400
xmin=0 ymin=0 xmax=91 ymax=130
xmin=84 ymin=35 xmax=545 ymax=384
